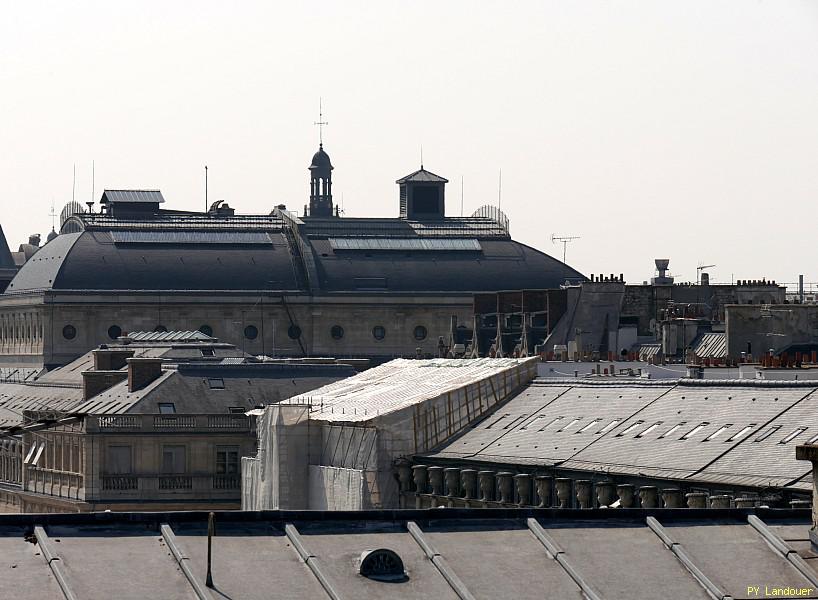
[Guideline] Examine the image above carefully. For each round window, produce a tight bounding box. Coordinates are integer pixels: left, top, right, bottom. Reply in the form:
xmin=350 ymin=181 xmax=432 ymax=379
xmin=244 ymin=325 xmax=259 ymax=340
xmin=413 ymin=325 xmax=428 ymax=341
xmin=154 ymin=325 xmax=168 ymax=333
xmin=330 ymin=325 xmax=344 ymax=340
xmin=107 ymin=325 xmax=122 ymax=340
xmin=288 ymin=324 xmax=302 ymax=339
xmin=372 ymin=325 xmax=386 ymax=341
xmin=62 ymin=324 xmax=76 ymax=340
xmin=198 ymin=325 xmax=213 ymax=337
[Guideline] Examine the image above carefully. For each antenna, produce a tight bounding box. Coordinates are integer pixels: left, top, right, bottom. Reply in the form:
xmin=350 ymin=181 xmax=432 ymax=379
xmin=91 ymin=160 xmax=95 ymax=204
xmin=551 ymin=234 xmax=580 ymax=264
xmin=72 ymin=163 xmax=76 ymax=205
xmin=49 ymin=199 xmax=56 ymax=231
xmin=204 ymin=165 xmax=208 ymax=212
xmin=314 ymin=98 xmax=328 ymax=146
xmin=697 ymin=263 xmax=716 ymax=285
xmin=420 ymin=145 xmax=423 ymax=169
xmin=460 ymin=175 xmax=464 ymax=217
xmin=498 ymin=168 xmax=502 ymax=212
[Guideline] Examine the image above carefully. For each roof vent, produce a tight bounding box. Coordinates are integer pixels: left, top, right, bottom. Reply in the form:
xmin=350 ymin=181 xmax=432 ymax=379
xmin=359 ymin=549 xmax=407 ymax=582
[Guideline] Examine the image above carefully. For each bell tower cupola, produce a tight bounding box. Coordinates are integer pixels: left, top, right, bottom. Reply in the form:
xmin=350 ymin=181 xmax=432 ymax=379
xmin=307 ymin=100 xmax=335 ymax=218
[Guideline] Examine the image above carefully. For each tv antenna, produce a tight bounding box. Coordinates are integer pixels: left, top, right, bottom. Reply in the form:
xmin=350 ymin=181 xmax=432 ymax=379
xmin=551 ymin=234 xmax=580 ymax=264
xmin=696 ymin=263 xmax=715 ymax=285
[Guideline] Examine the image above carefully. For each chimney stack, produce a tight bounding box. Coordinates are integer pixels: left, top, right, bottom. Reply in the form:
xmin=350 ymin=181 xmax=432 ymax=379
xmin=127 ymin=357 xmax=164 ymax=392
xmin=81 ymin=370 xmax=128 ymax=400
xmin=93 ymin=348 xmax=135 ymax=371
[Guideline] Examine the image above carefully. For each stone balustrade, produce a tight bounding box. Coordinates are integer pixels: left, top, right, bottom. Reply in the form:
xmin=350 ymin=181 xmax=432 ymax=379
xmin=397 ymin=464 xmax=796 ymax=510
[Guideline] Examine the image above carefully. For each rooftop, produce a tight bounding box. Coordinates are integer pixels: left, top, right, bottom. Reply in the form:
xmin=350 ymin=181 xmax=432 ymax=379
xmin=282 ymin=358 xmax=534 ymax=422
xmin=0 ymin=507 xmax=814 ymax=600
xmin=423 ymin=378 xmax=818 ymax=492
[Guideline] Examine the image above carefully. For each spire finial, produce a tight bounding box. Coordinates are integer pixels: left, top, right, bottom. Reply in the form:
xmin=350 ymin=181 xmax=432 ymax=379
xmin=314 ymin=97 xmax=328 ymax=146
xmin=420 ymin=145 xmax=423 ymax=170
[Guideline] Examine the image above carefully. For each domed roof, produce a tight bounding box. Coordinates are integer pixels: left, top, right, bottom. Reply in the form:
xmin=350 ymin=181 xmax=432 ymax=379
xmin=46 ymin=228 xmax=58 ymax=243
xmin=309 ymin=144 xmax=333 ymax=171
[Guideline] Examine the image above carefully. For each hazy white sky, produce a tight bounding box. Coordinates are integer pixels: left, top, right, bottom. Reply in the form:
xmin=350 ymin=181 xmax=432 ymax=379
xmin=2 ymin=1 xmax=817 ymax=286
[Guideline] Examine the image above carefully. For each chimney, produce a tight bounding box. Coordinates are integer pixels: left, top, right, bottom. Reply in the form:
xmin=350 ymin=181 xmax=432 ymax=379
xmin=127 ymin=357 xmax=164 ymax=392
xmin=82 ymin=370 xmax=128 ymax=400
xmin=93 ymin=348 xmax=135 ymax=371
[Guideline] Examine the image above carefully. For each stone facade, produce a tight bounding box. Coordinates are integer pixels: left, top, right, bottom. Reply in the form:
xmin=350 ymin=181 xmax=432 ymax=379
xmin=12 ymin=413 xmax=255 ymax=513
xmin=0 ymin=293 xmax=472 ymax=368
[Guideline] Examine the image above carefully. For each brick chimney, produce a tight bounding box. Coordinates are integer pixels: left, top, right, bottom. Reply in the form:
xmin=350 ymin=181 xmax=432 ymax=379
xmin=127 ymin=357 xmax=164 ymax=392
xmin=93 ymin=348 xmax=135 ymax=371
xmin=82 ymin=370 xmax=128 ymax=400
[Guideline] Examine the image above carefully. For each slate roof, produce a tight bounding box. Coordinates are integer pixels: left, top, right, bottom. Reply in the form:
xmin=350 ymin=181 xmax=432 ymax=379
xmin=693 ymin=332 xmax=727 ymax=359
xmin=424 ymin=379 xmax=818 ymax=491
xmin=0 ymin=225 xmax=14 ymax=269
xmin=396 ymin=167 xmax=449 ymax=184
xmin=128 ymin=330 xmax=216 ymax=342
xmin=70 ymin=362 xmax=356 ymax=416
xmin=100 ymin=189 xmax=165 ymax=204
xmin=0 ymin=508 xmax=815 ymax=600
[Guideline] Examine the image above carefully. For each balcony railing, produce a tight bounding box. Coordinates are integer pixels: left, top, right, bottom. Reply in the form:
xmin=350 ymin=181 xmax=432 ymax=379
xmin=212 ymin=474 xmax=240 ymax=490
xmin=159 ymin=475 xmax=193 ymax=490
xmin=153 ymin=416 xmax=195 ymax=429
xmin=102 ymin=476 xmax=138 ymax=491
xmin=85 ymin=413 xmax=252 ymax=433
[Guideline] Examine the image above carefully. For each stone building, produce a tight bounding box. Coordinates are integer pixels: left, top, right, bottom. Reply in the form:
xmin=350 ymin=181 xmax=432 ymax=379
xmin=0 ymin=145 xmax=583 ymax=370
xmin=0 ymin=333 xmax=354 ymax=512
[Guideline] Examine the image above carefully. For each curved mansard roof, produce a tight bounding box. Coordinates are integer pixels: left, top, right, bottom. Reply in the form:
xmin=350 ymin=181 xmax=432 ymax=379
xmin=5 ymin=210 xmax=584 ymax=295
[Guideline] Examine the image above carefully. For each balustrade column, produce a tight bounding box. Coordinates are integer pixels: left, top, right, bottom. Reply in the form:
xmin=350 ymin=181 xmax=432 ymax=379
xmin=461 ymin=469 xmax=477 ymax=507
xmin=616 ymin=484 xmax=636 ymax=508
xmin=595 ymin=481 xmax=616 ymax=507
xmin=686 ymin=492 xmax=708 ymax=508
xmin=427 ymin=467 xmax=444 ymax=506
xmin=534 ymin=476 xmax=553 ymax=508
xmin=575 ymin=480 xmax=593 ymax=509
xmin=709 ymin=495 xmax=732 ymax=509
xmin=513 ymin=474 xmax=532 ymax=507
xmin=478 ymin=471 xmax=495 ymax=507
xmin=444 ymin=468 xmax=460 ymax=508
xmin=411 ymin=465 xmax=428 ymax=508
xmin=661 ymin=488 xmax=684 ymax=508
xmin=638 ymin=486 xmax=659 ymax=508
xmin=555 ymin=478 xmax=572 ymax=508
xmin=496 ymin=472 xmax=514 ymax=504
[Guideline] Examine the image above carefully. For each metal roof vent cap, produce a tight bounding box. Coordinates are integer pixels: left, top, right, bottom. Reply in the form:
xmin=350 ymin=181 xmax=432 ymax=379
xmin=359 ymin=548 xmax=407 ymax=582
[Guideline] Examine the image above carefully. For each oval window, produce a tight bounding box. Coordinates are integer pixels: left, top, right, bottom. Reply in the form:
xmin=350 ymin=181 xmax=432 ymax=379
xmin=288 ymin=324 xmax=302 ymax=339
xmin=413 ymin=325 xmax=427 ymax=341
xmin=330 ymin=325 xmax=344 ymax=340
xmin=198 ymin=325 xmax=213 ymax=337
xmin=107 ymin=325 xmax=122 ymax=340
xmin=244 ymin=325 xmax=259 ymax=340
xmin=372 ymin=325 xmax=386 ymax=341
xmin=62 ymin=325 xmax=77 ymax=340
